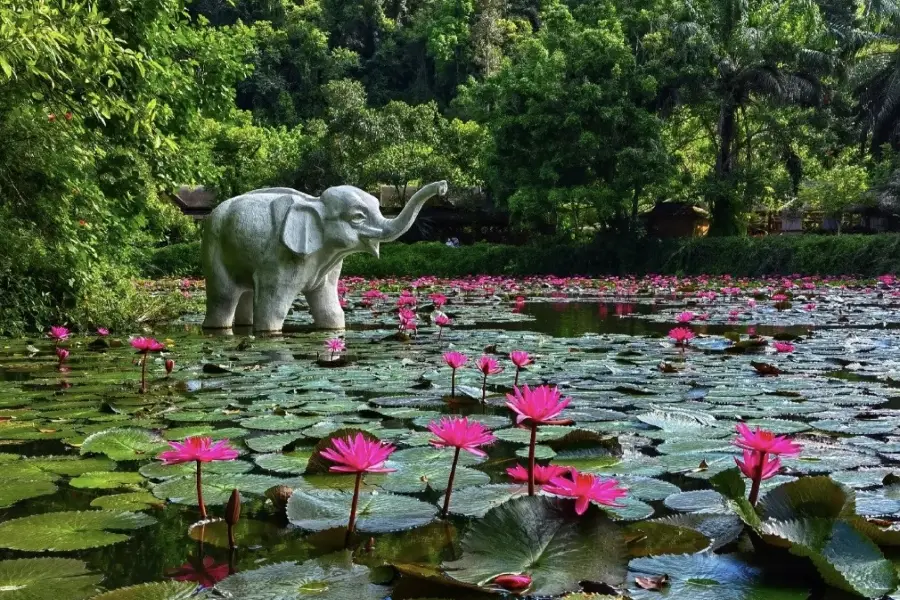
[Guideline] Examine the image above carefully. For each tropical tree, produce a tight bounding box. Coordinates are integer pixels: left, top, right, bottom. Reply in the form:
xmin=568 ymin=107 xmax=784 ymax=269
xmin=665 ymin=0 xmax=837 ymax=234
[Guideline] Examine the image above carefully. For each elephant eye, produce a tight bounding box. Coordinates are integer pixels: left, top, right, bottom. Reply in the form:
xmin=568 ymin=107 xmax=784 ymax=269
xmin=349 ymin=213 xmax=366 ymax=226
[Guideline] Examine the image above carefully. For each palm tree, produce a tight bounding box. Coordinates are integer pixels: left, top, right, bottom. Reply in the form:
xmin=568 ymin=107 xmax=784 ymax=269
xmin=665 ymin=0 xmax=835 ymax=235
xmin=853 ymin=2 xmax=900 ymax=155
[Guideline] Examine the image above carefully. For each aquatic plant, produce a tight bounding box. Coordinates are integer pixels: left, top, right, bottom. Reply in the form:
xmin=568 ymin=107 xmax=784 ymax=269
xmin=506 ymin=384 xmax=571 ymax=496
xmin=158 ymin=436 xmax=239 ymax=519
xmin=428 ymin=417 xmax=495 ymax=516
xmin=542 ymin=469 xmax=627 ymax=515
xmin=325 ymin=338 xmax=345 ymax=360
xmin=773 ymin=341 xmax=795 ymax=353
xmin=320 ymin=433 xmax=396 ymax=544
xmin=48 ymin=326 xmax=69 ymax=344
xmin=434 ymin=313 xmax=451 ymax=339
xmin=130 ymin=337 xmax=165 ymax=393
xmin=733 ymin=423 xmax=801 ymax=504
xmin=475 ymin=356 xmax=502 ymax=403
xmin=442 ymin=351 xmax=468 ymax=397
xmin=509 ymin=350 xmax=532 ymax=387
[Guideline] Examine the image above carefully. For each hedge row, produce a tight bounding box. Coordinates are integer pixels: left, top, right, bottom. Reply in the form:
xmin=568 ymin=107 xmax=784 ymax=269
xmin=144 ymin=234 xmax=900 ymax=279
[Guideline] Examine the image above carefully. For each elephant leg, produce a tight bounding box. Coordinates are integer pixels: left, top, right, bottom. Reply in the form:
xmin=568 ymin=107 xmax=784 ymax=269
xmin=305 ymin=266 xmax=345 ymax=329
xmin=203 ymin=273 xmax=242 ymax=329
xmin=253 ymin=281 xmax=297 ymax=332
xmin=234 ymin=291 xmax=254 ymax=326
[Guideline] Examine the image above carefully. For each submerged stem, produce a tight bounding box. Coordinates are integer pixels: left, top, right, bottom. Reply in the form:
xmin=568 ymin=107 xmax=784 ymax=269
xmin=481 ymin=374 xmax=487 ymax=404
xmin=441 ymin=447 xmax=461 ymax=517
xmin=451 ymin=368 xmax=456 ymax=397
xmin=196 ymin=460 xmax=207 ymax=519
xmin=345 ymin=471 xmax=363 ymax=547
xmin=528 ymin=423 xmax=537 ymax=496
xmin=140 ymin=352 xmax=148 ymax=393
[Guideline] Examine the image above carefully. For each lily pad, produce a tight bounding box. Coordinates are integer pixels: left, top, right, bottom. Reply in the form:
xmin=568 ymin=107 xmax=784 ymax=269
xmin=152 ymin=473 xmax=286 ymax=506
xmin=80 ymin=429 xmax=169 ymax=461
xmin=90 ymin=492 xmax=164 ymax=511
xmin=0 ymin=557 xmax=102 ymax=600
xmin=0 ymin=510 xmax=156 ymax=551
xmin=287 ymin=489 xmax=436 ymax=533
xmin=89 ymin=581 xmax=198 ymax=600
xmin=214 ymin=552 xmax=387 ymax=599
xmin=70 ymin=471 xmax=145 ymax=490
xmin=443 ymin=496 xmax=628 ymax=596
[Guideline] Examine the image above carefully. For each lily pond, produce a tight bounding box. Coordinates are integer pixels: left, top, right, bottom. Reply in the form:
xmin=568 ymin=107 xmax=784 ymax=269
xmin=4 ymin=274 xmax=900 ymax=600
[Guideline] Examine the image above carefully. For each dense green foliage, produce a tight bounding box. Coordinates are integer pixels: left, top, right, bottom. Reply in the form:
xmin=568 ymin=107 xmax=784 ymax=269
xmin=150 ymin=235 xmax=900 ymax=277
xmin=5 ymin=0 xmax=900 ymax=331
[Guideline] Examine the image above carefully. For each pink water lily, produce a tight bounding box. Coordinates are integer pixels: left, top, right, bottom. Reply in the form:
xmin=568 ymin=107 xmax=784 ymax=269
xmin=130 ymin=337 xmax=165 ymax=393
xmin=96 ymin=327 xmax=110 ymax=337
xmin=506 ymin=384 xmax=571 ymax=496
xmin=48 ymin=326 xmax=69 ymax=343
xmin=320 ymin=433 xmax=396 ymax=545
xmin=493 ymin=573 xmax=532 ymax=592
xmin=443 ymin=351 xmax=468 ymax=397
xmin=476 ymin=356 xmax=503 ymax=403
xmin=158 ymin=437 xmax=238 ymax=519
xmin=675 ymin=311 xmax=694 ymax=323
xmin=325 ymin=338 xmax=345 ymax=359
xmin=543 ymin=470 xmax=627 ymax=515
xmin=434 ymin=313 xmax=451 ymax=339
xmin=668 ymin=327 xmax=694 ymax=347
xmin=733 ymin=423 xmax=801 ymax=504
xmin=428 ymin=417 xmax=496 ymax=516
xmin=509 ymin=350 xmax=532 ymax=387
xmin=773 ymin=341 xmax=794 ymax=353
xmin=506 ymin=463 xmax=570 ymax=486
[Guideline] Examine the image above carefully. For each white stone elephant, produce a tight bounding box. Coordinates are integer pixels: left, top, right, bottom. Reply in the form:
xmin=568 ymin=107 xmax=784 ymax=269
xmin=201 ymin=180 xmax=448 ymax=331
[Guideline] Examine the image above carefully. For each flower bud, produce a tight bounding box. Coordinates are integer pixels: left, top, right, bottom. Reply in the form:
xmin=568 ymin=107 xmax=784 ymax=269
xmin=225 ymin=488 xmax=240 ymax=526
xmin=165 ymin=358 xmax=175 ymax=375
xmin=493 ymin=573 xmax=531 ymax=591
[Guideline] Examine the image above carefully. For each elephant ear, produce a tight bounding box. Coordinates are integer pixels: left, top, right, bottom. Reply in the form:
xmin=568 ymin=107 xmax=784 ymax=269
xmin=276 ymin=195 xmax=325 ymax=256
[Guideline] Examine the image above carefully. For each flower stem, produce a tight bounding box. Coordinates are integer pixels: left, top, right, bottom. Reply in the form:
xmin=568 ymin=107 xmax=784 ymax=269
xmin=514 ymin=368 xmax=520 ymax=388
xmin=441 ymin=447 xmax=461 ymax=517
xmin=438 ymin=326 xmax=443 ymax=340
xmin=528 ymin=423 xmax=537 ymax=496
xmin=748 ymin=450 xmax=764 ymax=505
xmin=451 ymin=369 xmax=456 ymax=397
xmin=140 ymin=352 xmax=148 ymax=393
xmin=227 ymin=523 xmax=236 ymax=549
xmin=481 ymin=374 xmax=487 ymax=404
xmin=196 ymin=460 xmax=207 ymax=519
xmin=345 ymin=471 xmax=363 ymax=548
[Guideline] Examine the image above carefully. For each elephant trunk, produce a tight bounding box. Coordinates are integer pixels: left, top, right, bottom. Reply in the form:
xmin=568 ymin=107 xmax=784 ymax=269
xmin=378 ymin=180 xmax=448 ymax=242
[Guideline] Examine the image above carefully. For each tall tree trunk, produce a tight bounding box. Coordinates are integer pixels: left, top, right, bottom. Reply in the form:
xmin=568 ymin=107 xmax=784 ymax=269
xmin=709 ymin=96 xmax=742 ymax=236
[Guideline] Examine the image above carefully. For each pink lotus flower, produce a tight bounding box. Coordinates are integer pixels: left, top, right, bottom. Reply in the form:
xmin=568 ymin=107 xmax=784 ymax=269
xmin=443 ymin=351 xmax=468 ymax=397
xmin=48 ymin=326 xmax=69 ymax=343
xmin=428 ymin=417 xmax=496 ymax=458
xmin=543 ymin=470 xmax=627 ymax=515
xmin=772 ymin=293 xmax=788 ymax=302
xmin=733 ymin=423 xmax=800 ymax=505
xmin=325 ymin=338 xmax=345 ymax=359
xmin=773 ymin=341 xmax=794 ymax=353
xmin=735 ymin=449 xmax=781 ymax=481
xmin=131 ymin=337 xmax=165 ymax=353
xmin=56 ymin=347 xmax=69 ymax=365
xmin=434 ymin=313 xmax=451 ymax=339
xmin=510 ymin=350 xmax=532 ymax=386
xmin=320 ymin=433 xmax=396 ymax=474
xmin=429 ymin=417 xmax=496 ymax=516
xmin=430 ymin=293 xmax=448 ymax=307
xmin=507 ymin=463 xmax=570 ymax=485
xmin=676 ymin=311 xmax=694 ymax=323
xmin=733 ymin=423 xmax=801 ymax=457
xmin=159 ymin=436 xmax=240 ymax=465
xmin=96 ymin=327 xmax=109 ymax=336
xmin=668 ymin=327 xmax=694 ymax=346
xmin=320 ymin=433 xmax=397 ymax=544
xmin=505 ymin=384 xmax=571 ymax=426
xmin=804 ymin=303 xmax=816 ymax=311
xmin=493 ymin=573 xmax=531 ymax=592
xmin=158 ymin=436 xmax=239 ymax=519
xmin=476 ymin=356 xmax=502 ymax=376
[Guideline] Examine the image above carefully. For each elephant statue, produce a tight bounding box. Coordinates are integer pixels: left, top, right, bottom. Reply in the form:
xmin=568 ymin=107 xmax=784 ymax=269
xmin=201 ymin=180 xmax=448 ymax=331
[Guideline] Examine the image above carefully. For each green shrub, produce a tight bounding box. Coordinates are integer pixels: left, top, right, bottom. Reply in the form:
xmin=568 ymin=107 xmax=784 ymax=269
xmin=146 ymin=234 xmax=900 ymax=284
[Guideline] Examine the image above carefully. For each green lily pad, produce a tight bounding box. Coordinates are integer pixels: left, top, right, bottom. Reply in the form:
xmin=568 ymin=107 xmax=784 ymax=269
xmin=89 ymin=581 xmax=198 ymax=600
xmin=70 ymin=471 xmax=145 ymax=490
xmin=214 ymin=552 xmax=387 ymax=599
xmin=240 ymin=415 xmax=321 ymax=431
xmin=0 ymin=479 xmax=58 ymax=508
xmin=444 ymin=484 xmax=530 ymax=518
xmin=287 ymin=489 xmax=437 ymax=533
xmin=0 ymin=558 xmax=102 ymax=600
xmin=254 ymin=451 xmax=313 ymax=475
xmin=90 ymin=492 xmax=164 ymax=511
xmin=244 ymin=433 xmax=305 ymax=453
xmin=139 ymin=460 xmax=253 ymax=479
xmin=152 ymin=473 xmax=286 ymax=506
xmin=80 ymin=429 xmax=169 ymax=461
xmin=0 ymin=511 xmax=156 ymax=551
xmin=443 ymin=496 xmax=628 ymax=595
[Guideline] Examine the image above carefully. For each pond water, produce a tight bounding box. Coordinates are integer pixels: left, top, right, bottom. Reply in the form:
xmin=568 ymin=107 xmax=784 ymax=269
xmin=1 ymin=276 xmax=900 ymax=599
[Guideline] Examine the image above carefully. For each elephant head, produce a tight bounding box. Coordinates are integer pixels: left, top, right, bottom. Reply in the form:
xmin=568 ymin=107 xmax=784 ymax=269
xmin=278 ymin=180 xmax=448 ymax=258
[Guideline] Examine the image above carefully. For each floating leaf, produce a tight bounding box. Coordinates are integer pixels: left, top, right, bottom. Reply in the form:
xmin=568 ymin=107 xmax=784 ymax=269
xmin=152 ymin=473 xmax=286 ymax=506
xmin=214 ymin=552 xmax=387 ymax=600
xmin=90 ymin=492 xmax=163 ymax=511
xmin=443 ymin=496 xmax=628 ymax=596
xmin=0 ymin=479 xmax=58 ymax=508
xmin=80 ymin=429 xmax=168 ymax=461
xmin=89 ymin=581 xmax=198 ymax=600
xmin=287 ymin=489 xmax=436 ymax=533
xmin=0 ymin=511 xmax=156 ymax=551
xmin=70 ymin=471 xmax=144 ymax=490
xmin=0 ymin=558 xmax=102 ymax=600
